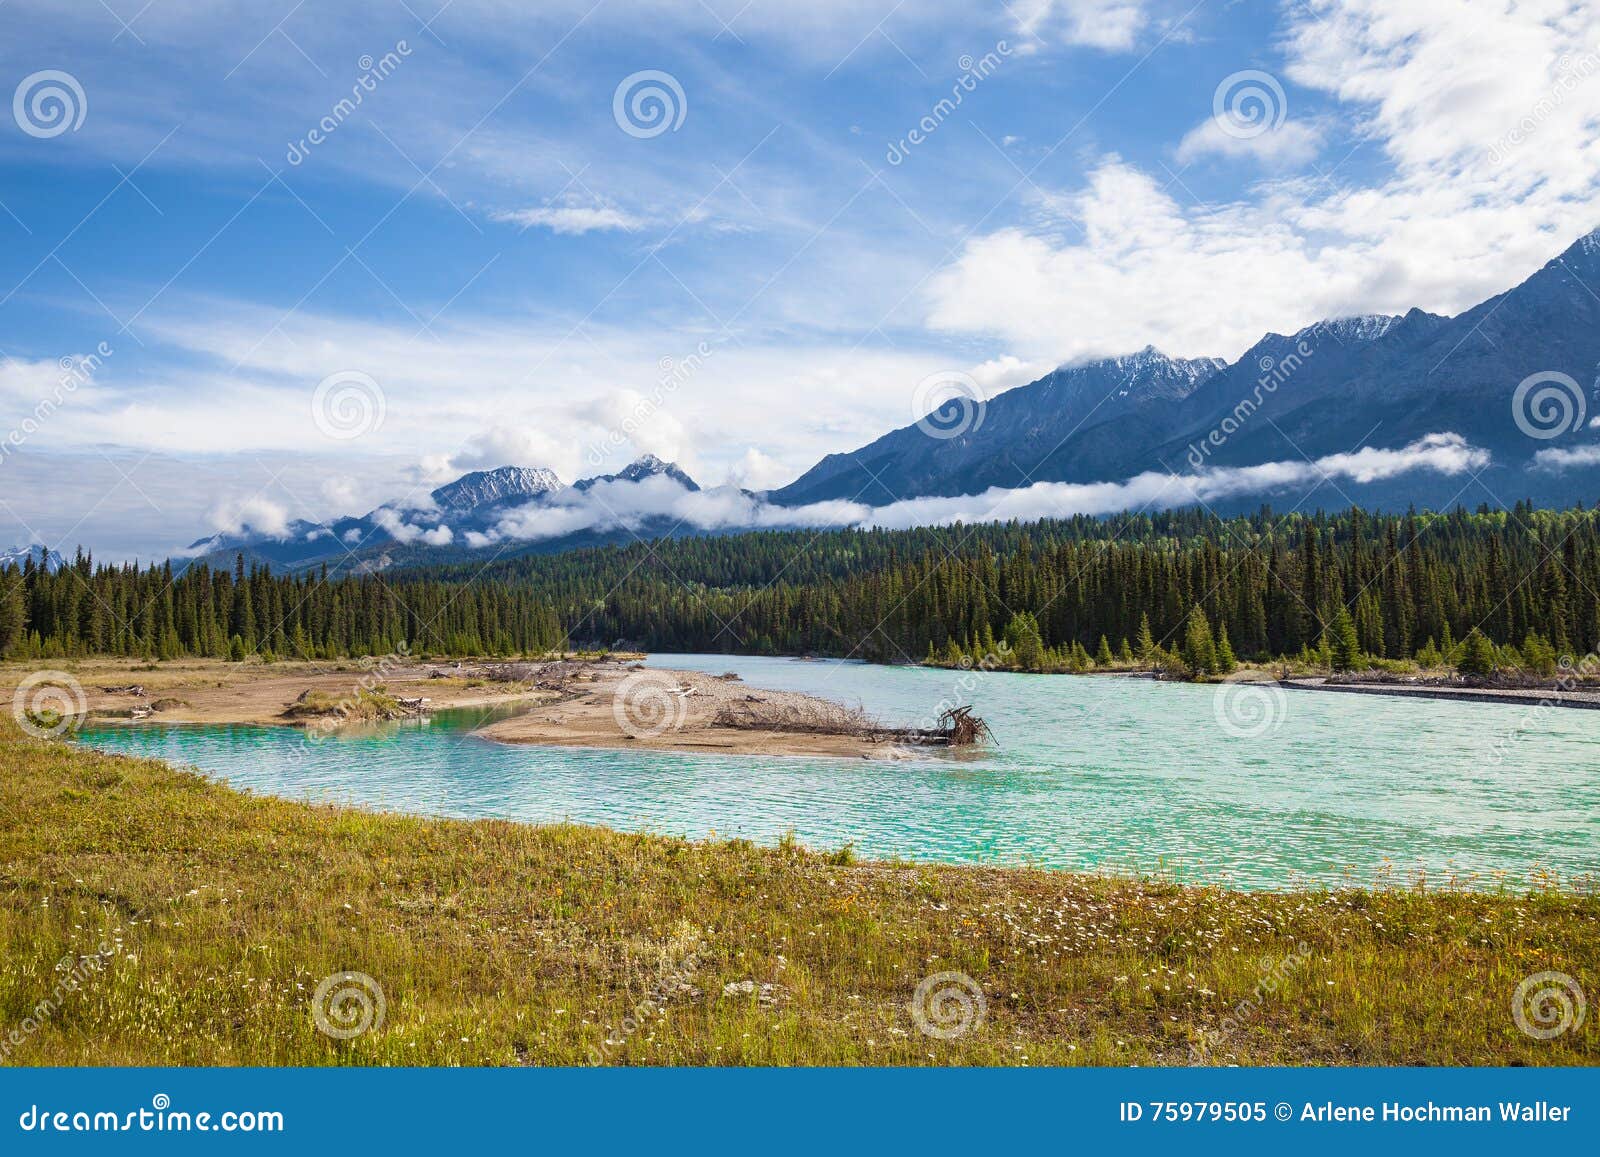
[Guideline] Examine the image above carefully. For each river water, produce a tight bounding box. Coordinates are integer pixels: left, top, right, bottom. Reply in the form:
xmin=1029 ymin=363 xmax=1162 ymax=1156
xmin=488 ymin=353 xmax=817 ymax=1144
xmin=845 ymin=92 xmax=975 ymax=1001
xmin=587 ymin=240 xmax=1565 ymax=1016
xmin=76 ymin=653 xmax=1598 ymax=890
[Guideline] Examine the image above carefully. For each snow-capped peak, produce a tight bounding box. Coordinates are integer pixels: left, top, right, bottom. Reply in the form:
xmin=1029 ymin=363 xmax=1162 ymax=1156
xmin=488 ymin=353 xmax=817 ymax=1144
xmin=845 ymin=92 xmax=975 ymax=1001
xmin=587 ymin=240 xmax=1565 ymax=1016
xmin=429 ymin=466 xmax=565 ymax=511
xmin=1299 ymin=314 xmax=1404 ymax=345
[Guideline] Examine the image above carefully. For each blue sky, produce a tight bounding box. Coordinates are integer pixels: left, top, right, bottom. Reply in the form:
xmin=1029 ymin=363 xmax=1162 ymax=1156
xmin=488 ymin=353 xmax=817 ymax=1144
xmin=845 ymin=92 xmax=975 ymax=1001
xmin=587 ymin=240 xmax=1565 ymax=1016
xmin=2 ymin=0 xmax=1599 ymax=559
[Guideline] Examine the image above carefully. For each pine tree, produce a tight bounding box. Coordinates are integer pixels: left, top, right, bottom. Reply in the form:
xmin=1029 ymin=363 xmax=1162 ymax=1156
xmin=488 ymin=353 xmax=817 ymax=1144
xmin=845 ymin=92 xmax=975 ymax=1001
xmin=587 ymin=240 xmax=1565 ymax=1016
xmin=1136 ymin=612 xmax=1156 ymax=663
xmin=1456 ymin=628 xmax=1498 ymax=677
xmin=1216 ymin=624 xmax=1238 ymax=673
xmin=1329 ymin=605 xmax=1363 ymax=671
xmin=1095 ymin=635 xmax=1114 ymax=667
xmin=1182 ymin=606 xmax=1219 ymax=676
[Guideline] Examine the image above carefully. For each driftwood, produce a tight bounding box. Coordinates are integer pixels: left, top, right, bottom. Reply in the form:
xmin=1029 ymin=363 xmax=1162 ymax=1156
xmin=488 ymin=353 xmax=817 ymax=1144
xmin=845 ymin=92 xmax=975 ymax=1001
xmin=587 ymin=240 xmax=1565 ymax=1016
xmin=931 ymin=705 xmax=995 ymax=746
xmin=103 ymin=684 xmax=146 ymax=696
xmin=710 ymin=700 xmax=992 ymax=748
xmin=479 ymin=662 xmax=541 ymax=683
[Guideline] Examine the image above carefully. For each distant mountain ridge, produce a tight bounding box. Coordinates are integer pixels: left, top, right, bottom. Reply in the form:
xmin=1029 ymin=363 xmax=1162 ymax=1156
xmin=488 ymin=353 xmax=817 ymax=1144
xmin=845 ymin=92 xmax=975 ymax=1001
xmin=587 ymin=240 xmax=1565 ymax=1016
xmin=184 ymin=455 xmax=707 ymax=573
xmin=0 ymin=545 xmax=67 ymax=572
xmin=775 ymin=228 xmax=1600 ymax=510
xmin=431 ymin=466 xmax=563 ymax=511
xmin=773 ymin=345 xmax=1231 ymax=506
xmin=572 ymin=453 xmax=700 ymax=493
xmin=179 ymin=227 xmax=1600 ymax=574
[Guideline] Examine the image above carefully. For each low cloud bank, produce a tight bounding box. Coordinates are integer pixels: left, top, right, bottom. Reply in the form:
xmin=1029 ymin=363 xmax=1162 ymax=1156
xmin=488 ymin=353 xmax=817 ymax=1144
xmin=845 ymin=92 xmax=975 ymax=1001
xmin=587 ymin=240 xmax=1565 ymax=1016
xmin=463 ymin=433 xmax=1489 ymax=545
xmin=1532 ymin=443 xmax=1600 ymax=472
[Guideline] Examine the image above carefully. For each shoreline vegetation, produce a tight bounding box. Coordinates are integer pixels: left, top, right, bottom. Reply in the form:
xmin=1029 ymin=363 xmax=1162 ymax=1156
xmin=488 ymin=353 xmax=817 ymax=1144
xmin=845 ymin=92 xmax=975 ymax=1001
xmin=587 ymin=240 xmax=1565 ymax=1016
xmin=1 ymin=713 xmax=1595 ymax=1067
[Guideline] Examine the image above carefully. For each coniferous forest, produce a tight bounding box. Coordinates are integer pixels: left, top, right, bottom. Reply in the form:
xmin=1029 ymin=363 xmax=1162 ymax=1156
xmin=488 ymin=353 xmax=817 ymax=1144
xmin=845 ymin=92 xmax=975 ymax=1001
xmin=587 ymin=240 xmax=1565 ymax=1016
xmin=3 ymin=502 xmax=1597 ymax=674
xmin=0 ymin=554 xmax=564 ymax=661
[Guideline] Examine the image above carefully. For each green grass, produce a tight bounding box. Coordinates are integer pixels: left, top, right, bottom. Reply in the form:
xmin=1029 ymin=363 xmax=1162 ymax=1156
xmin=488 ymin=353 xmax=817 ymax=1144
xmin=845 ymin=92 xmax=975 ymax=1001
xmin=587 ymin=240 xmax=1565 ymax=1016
xmin=0 ymin=716 xmax=1595 ymax=1066
xmin=280 ymin=686 xmax=406 ymax=723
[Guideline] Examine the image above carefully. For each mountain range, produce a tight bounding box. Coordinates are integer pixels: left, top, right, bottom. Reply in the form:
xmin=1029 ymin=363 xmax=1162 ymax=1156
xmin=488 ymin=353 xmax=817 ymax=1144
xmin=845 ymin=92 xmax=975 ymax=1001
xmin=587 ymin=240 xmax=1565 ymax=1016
xmin=0 ymin=545 xmax=67 ymax=572
xmin=187 ymin=229 xmax=1600 ymax=574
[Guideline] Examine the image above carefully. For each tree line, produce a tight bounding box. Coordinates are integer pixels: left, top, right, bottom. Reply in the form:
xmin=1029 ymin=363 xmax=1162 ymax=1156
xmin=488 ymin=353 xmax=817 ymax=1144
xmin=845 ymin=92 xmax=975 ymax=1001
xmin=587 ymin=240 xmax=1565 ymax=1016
xmin=0 ymin=553 xmax=564 ymax=661
xmin=432 ymin=501 xmax=1600 ymax=673
xmin=3 ymin=501 xmax=1594 ymax=674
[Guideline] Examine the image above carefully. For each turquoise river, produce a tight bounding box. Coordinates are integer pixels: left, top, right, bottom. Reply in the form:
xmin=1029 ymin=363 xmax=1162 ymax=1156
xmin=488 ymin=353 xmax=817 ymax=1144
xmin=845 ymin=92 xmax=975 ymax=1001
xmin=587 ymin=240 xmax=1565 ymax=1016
xmin=77 ymin=653 xmax=1598 ymax=890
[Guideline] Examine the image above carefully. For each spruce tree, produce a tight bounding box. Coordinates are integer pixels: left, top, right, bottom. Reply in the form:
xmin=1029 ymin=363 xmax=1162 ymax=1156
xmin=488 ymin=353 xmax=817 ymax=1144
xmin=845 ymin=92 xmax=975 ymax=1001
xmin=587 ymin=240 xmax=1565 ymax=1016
xmin=1456 ymin=628 xmax=1498 ymax=677
xmin=1216 ymin=624 xmax=1238 ymax=673
xmin=1329 ymin=605 xmax=1363 ymax=671
xmin=1182 ymin=606 xmax=1219 ymax=676
xmin=1136 ymin=612 xmax=1156 ymax=663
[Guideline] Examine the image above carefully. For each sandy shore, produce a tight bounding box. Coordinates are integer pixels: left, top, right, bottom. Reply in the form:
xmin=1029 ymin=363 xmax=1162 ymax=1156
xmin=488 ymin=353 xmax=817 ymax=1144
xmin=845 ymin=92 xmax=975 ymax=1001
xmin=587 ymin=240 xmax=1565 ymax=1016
xmin=478 ymin=663 xmax=908 ymax=759
xmin=0 ymin=656 xmax=562 ymax=727
xmin=0 ymin=656 xmax=913 ymax=759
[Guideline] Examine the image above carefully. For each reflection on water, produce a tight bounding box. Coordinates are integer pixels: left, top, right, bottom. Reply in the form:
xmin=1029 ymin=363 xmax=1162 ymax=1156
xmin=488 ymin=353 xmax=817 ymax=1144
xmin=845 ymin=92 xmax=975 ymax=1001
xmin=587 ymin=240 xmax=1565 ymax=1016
xmin=76 ymin=653 xmax=1600 ymax=890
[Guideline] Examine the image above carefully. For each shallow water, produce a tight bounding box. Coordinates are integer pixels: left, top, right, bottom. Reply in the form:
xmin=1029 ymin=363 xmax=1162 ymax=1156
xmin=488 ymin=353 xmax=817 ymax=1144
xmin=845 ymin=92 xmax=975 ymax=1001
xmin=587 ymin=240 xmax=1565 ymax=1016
xmin=77 ymin=653 xmax=1599 ymax=890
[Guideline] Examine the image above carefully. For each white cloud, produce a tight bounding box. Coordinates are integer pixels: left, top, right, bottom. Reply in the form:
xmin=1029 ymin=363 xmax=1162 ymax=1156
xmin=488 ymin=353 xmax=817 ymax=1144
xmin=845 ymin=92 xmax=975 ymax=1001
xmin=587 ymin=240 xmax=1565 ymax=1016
xmin=371 ymin=506 xmax=453 ymax=546
xmin=1009 ymin=0 xmax=1148 ymax=52
xmin=1174 ymin=117 xmax=1324 ymax=167
xmin=1532 ymin=443 xmax=1600 ymax=472
xmin=469 ymin=432 xmax=1488 ymax=544
xmin=490 ymin=204 xmax=644 ymax=235
xmin=726 ymin=447 xmax=793 ymax=490
xmin=424 ymin=426 xmax=581 ymax=487
xmin=968 ymin=354 xmax=1047 ymax=396
xmin=209 ymin=496 xmax=292 ymax=539
xmin=319 ymin=474 xmax=361 ymax=510
xmin=852 ymin=433 xmax=1488 ymax=528
xmin=579 ymin=389 xmax=692 ymax=468
xmin=928 ymin=1 xmax=1600 ymax=364
xmin=114 ymin=301 xmax=966 ymax=491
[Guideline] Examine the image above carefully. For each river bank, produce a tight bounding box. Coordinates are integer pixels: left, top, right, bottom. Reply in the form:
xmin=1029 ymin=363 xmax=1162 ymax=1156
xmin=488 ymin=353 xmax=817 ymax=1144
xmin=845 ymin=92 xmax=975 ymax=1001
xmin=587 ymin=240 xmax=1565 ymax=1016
xmin=1280 ymin=675 xmax=1600 ymax=709
xmin=0 ymin=656 xmax=924 ymax=759
xmin=2 ymin=714 xmax=1595 ymax=1066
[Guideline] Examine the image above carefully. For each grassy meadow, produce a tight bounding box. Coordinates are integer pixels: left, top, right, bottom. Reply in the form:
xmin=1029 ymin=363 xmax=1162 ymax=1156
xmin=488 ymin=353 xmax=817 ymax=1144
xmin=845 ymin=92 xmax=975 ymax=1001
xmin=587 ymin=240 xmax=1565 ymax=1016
xmin=1 ymin=715 xmax=1595 ymax=1066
